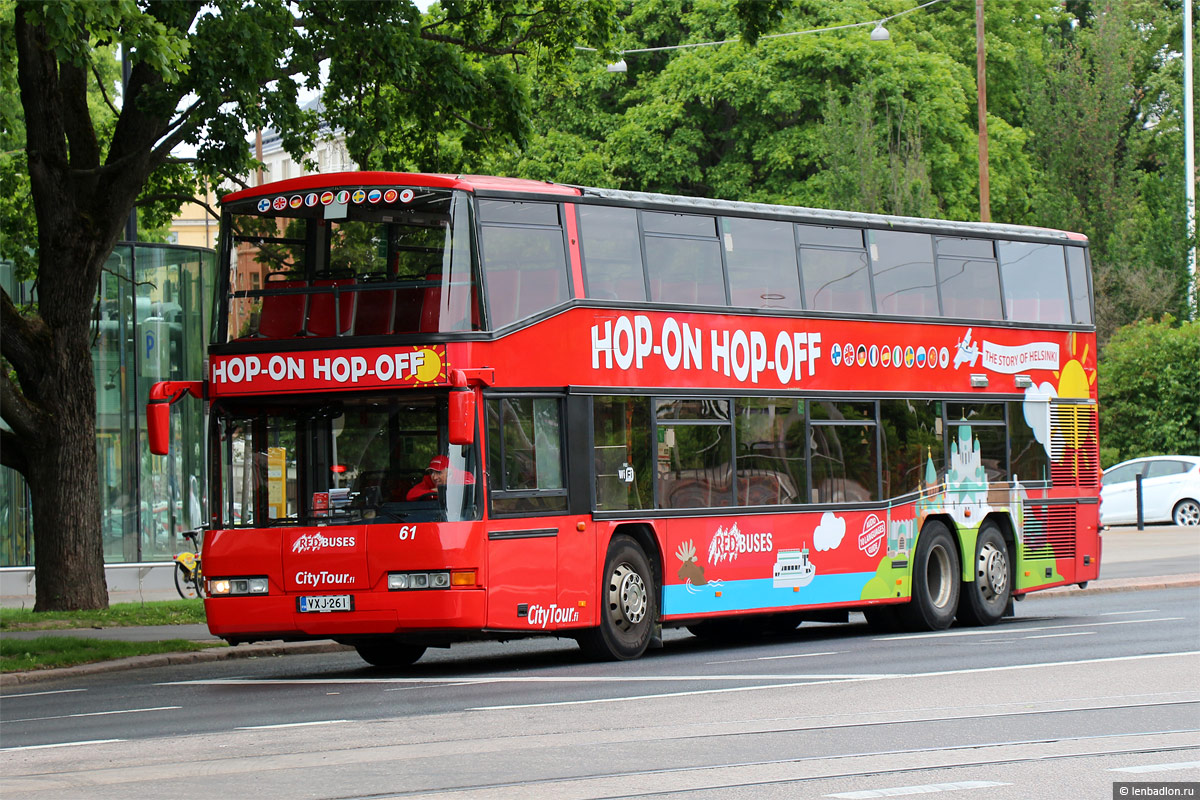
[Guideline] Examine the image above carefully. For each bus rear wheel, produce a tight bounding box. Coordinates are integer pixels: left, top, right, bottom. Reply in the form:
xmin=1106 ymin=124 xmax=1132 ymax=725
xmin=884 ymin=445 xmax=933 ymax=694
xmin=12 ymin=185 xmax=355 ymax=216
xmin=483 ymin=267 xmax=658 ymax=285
xmin=354 ymin=639 xmax=427 ymax=669
xmin=957 ymin=523 xmax=1011 ymax=626
xmin=899 ymin=521 xmax=960 ymax=632
xmin=578 ymin=535 xmax=656 ymax=661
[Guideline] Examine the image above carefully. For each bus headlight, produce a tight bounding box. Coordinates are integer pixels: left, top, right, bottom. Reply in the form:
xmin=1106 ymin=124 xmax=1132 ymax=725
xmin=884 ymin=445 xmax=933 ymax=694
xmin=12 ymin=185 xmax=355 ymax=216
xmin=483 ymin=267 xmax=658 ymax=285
xmin=387 ymin=571 xmax=452 ymax=591
xmin=208 ymin=577 xmax=269 ymax=596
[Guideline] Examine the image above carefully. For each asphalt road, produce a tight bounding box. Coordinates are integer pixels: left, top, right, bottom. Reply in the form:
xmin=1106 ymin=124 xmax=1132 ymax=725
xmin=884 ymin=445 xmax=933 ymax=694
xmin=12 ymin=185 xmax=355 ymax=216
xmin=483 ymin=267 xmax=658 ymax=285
xmin=2 ymin=586 xmax=1197 ymax=800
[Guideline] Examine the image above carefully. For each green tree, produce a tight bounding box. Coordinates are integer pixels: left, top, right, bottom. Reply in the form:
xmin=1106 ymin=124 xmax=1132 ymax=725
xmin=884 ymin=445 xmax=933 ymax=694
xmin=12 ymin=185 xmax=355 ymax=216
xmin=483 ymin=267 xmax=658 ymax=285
xmin=1 ymin=0 xmax=614 ymax=610
xmin=1098 ymin=317 xmax=1200 ymax=464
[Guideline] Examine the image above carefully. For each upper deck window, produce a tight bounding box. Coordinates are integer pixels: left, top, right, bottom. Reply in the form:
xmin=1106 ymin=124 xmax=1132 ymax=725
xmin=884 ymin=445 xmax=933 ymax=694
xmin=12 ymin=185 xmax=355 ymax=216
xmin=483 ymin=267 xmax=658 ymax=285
xmin=998 ymin=241 xmax=1071 ymax=324
xmin=723 ymin=217 xmax=801 ymax=310
xmin=642 ymin=212 xmax=727 ymax=306
xmin=219 ymin=187 xmax=480 ymax=342
xmin=935 ymin=237 xmax=1003 ymax=321
xmin=579 ymin=206 xmax=647 ymax=301
xmin=868 ymin=230 xmax=939 ymax=317
xmin=478 ymin=200 xmax=569 ymax=329
xmin=1065 ymin=247 xmax=1093 ymax=325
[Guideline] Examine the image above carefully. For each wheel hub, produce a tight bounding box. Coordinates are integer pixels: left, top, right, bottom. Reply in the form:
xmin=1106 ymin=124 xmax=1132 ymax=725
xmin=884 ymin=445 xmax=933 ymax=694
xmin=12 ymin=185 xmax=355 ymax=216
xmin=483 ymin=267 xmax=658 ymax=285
xmin=977 ymin=540 xmax=1008 ymax=601
xmin=610 ymin=563 xmax=647 ymax=628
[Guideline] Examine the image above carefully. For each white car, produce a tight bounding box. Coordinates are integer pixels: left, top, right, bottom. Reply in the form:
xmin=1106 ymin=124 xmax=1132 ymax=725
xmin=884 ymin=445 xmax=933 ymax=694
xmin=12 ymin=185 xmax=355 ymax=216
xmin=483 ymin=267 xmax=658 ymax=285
xmin=1100 ymin=456 xmax=1200 ymax=527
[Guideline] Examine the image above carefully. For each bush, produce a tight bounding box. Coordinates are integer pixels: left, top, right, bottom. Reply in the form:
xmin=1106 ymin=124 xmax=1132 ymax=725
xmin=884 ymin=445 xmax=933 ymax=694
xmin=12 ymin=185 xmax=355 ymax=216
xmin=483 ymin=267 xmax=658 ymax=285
xmin=1098 ymin=316 xmax=1200 ymax=465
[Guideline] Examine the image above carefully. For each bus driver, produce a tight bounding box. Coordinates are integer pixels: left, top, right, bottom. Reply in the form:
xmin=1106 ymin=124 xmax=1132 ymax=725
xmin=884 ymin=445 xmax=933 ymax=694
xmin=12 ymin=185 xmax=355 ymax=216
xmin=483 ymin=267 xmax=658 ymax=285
xmin=406 ymin=454 xmax=474 ymax=501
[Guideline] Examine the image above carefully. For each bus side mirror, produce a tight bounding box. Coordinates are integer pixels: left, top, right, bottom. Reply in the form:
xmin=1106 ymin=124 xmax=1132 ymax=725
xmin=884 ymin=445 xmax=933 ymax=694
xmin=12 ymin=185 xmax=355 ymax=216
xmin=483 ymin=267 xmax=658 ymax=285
xmin=448 ymin=387 xmax=476 ymax=446
xmin=148 ymin=400 xmax=171 ymax=455
xmin=147 ymin=381 xmax=204 ymax=455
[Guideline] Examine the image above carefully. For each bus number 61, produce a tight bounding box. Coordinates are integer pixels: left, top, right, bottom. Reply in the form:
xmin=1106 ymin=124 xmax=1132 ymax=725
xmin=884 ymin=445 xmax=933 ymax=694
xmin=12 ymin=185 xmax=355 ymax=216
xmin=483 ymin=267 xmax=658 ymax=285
xmin=398 ymin=525 xmax=417 ymax=541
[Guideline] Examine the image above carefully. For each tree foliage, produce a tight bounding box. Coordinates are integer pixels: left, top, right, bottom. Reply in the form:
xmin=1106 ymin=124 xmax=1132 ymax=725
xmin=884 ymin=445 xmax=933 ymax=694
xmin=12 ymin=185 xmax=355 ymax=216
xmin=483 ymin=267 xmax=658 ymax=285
xmin=489 ymin=0 xmax=1195 ymax=333
xmin=1098 ymin=317 xmax=1200 ymax=464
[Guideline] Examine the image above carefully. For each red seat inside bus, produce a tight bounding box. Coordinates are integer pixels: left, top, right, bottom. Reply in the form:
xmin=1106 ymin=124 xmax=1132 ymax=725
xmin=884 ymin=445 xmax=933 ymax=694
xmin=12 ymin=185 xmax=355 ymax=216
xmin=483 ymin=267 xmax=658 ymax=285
xmin=353 ymin=274 xmax=396 ymax=336
xmin=306 ymin=274 xmax=356 ymax=337
xmin=257 ymin=275 xmax=307 ymax=338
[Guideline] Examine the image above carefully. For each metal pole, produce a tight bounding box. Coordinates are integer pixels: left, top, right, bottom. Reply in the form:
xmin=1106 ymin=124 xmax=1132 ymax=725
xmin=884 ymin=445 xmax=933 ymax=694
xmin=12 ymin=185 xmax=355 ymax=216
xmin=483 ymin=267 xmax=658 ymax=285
xmin=1184 ymin=0 xmax=1196 ymax=317
xmin=976 ymin=0 xmax=991 ymax=223
xmin=1135 ymin=472 xmax=1145 ymax=531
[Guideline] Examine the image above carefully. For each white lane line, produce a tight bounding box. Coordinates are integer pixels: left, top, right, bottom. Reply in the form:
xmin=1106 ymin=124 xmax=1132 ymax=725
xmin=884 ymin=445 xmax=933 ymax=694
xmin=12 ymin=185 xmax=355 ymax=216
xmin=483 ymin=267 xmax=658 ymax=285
xmin=875 ymin=617 xmax=1184 ymax=641
xmin=161 ymin=674 xmax=895 ymax=686
xmin=0 ymin=739 xmax=124 ymax=753
xmin=1024 ymin=632 xmax=1097 ymax=640
xmin=1 ymin=688 xmax=86 ymax=699
xmin=3 ymin=705 xmax=181 ymax=724
xmin=825 ymin=781 xmax=1011 ymax=798
xmin=1109 ymin=761 xmax=1200 ymax=773
xmin=1099 ymin=610 xmax=1159 ymax=616
xmin=467 ymin=651 xmax=1200 ymax=710
xmin=235 ymin=719 xmax=348 ymax=731
xmin=473 ymin=678 xmax=877 ymax=710
xmin=709 ymin=651 xmax=841 ymax=665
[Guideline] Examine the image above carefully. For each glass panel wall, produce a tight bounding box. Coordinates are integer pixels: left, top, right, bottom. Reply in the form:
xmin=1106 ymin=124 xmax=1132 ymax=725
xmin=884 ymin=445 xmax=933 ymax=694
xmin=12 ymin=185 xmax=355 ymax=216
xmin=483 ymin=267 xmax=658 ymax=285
xmin=0 ymin=242 xmax=213 ymax=566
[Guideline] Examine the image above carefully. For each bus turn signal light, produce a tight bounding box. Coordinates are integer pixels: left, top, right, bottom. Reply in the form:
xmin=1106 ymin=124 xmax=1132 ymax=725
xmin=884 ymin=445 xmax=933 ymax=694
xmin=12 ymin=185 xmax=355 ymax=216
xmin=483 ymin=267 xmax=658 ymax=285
xmin=451 ymin=569 xmax=477 ymax=586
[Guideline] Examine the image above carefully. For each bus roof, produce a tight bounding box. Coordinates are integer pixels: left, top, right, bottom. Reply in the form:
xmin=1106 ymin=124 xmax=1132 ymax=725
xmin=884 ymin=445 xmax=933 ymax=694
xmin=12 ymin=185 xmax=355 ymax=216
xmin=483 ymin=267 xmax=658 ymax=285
xmin=221 ymin=172 xmax=582 ymax=205
xmin=222 ymin=171 xmax=1086 ymax=243
xmin=573 ymin=185 xmax=1088 ymax=243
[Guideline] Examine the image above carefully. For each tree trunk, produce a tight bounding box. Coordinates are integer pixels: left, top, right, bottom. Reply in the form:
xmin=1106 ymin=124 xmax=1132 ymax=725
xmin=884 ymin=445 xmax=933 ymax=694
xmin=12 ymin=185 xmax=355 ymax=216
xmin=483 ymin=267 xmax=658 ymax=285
xmin=25 ymin=313 xmax=108 ymax=611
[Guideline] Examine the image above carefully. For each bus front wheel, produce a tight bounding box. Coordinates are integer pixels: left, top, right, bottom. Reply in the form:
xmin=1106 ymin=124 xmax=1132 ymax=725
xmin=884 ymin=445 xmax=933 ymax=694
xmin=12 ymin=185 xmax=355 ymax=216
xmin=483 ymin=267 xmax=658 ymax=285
xmin=578 ymin=535 xmax=657 ymax=661
xmin=899 ymin=521 xmax=960 ymax=632
xmin=354 ymin=639 xmax=427 ymax=669
xmin=957 ymin=523 xmax=1011 ymax=627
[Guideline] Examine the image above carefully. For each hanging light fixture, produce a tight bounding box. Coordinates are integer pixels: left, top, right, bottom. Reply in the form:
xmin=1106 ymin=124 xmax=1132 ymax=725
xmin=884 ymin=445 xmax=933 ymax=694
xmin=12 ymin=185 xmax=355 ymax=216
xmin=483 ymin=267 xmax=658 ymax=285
xmin=870 ymin=22 xmax=891 ymax=41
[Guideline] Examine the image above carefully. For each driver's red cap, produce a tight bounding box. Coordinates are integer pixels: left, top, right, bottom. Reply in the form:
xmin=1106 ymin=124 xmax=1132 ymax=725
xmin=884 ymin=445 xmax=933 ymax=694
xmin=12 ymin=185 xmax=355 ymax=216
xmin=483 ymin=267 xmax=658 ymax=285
xmin=427 ymin=455 xmax=450 ymax=471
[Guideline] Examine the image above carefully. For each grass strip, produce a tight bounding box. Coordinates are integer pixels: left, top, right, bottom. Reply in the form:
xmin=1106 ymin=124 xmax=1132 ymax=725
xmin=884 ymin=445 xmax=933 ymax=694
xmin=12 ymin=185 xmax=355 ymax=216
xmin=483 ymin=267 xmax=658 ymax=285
xmin=0 ymin=599 xmax=206 ymax=631
xmin=0 ymin=636 xmax=224 ymax=672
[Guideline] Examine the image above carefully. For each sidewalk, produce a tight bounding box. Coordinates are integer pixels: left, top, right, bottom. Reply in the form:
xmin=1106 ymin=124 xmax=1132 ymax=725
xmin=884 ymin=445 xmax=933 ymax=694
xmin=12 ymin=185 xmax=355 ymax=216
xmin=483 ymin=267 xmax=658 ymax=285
xmin=2 ymin=525 xmax=1196 ymax=686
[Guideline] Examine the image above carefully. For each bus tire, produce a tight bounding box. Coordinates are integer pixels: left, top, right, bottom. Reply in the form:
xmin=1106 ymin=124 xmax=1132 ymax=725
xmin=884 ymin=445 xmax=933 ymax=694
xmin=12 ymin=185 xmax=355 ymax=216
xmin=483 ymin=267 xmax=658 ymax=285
xmin=899 ymin=521 xmax=960 ymax=632
xmin=354 ymin=639 xmax=427 ymax=668
xmin=578 ymin=535 xmax=656 ymax=661
xmin=957 ymin=522 xmax=1011 ymax=627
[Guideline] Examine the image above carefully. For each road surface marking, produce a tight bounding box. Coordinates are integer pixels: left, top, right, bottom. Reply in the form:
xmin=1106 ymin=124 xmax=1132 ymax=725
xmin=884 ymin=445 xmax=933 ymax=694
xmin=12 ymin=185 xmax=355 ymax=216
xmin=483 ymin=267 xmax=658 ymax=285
xmin=1 ymin=688 xmax=85 ymax=699
xmin=709 ymin=651 xmax=840 ymax=665
xmin=235 ymin=719 xmax=348 ymax=731
xmin=1024 ymin=632 xmax=1097 ymax=639
xmin=826 ymin=781 xmax=1010 ymax=798
xmin=1109 ymin=761 xmax=1200 ymax=773
xmin=466 ymin=652 xmax=1200 ymax=710
xmin=0 ymin=739 xmax=124 ymax=753
xmin=2 ymin=705 xmax=181 ymax=724
xmin=876 ymin=617 xmax=1184 ymax=641
xmin=1099 ymin=609 xmax=1159 ymax=616
xmin=161 ymin=674 xmax=896 ymax=686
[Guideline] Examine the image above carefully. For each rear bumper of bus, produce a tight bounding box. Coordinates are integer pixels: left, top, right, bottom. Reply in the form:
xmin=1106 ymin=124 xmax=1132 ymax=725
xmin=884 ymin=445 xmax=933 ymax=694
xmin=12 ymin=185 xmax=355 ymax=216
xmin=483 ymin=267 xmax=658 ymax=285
xmin=205 ymin=588 xmax=486 ymax=643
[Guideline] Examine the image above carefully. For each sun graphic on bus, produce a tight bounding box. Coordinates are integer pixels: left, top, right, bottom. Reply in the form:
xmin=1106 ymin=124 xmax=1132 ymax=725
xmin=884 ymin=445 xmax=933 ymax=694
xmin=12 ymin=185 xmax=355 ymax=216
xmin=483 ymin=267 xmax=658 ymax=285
xmin=1050 ymin=333 xmax=1098 ymax=481
xmin=412 ymin=347 xmax=448 ymax=384
xmin=1052 ymin=332 xmax=1096 ymax=400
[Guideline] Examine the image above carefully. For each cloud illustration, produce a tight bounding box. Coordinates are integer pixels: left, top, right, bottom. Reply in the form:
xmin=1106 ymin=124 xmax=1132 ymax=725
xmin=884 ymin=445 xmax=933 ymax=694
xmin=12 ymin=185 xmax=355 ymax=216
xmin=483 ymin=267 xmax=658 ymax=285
xmin=813 ymin=511 xmax=845 ymax=552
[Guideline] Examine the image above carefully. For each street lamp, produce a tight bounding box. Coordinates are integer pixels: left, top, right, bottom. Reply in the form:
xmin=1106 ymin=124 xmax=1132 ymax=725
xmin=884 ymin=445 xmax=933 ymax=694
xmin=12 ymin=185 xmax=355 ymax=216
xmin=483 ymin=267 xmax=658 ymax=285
xmin=870 ymin=23 xmax=891 ymax=41
xmin=976 ymin=0 xmax=991 ymax=222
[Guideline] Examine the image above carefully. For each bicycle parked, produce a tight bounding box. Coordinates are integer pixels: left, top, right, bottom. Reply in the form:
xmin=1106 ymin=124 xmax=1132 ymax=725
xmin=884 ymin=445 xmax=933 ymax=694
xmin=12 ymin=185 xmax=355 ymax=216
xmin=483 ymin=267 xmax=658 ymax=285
xmin=173 ymin=529 xmax=205 ymax=599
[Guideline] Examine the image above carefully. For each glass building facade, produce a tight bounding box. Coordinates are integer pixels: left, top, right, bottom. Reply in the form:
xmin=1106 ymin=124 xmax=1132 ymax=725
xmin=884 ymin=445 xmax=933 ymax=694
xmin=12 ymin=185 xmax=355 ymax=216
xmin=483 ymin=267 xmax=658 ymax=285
xmin=0 ymin=242 xmax=213 ymax=566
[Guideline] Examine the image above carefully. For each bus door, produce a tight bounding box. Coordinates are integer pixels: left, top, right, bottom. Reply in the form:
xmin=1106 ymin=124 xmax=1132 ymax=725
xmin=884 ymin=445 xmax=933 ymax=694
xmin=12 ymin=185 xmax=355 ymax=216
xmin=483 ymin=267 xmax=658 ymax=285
xmin=482 ymin=395 xmax=571 ymax=630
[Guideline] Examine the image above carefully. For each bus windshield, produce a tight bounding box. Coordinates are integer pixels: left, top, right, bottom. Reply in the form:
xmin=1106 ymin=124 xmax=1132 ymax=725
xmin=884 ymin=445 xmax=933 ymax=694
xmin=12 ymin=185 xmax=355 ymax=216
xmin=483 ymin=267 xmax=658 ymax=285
xmin=220 ymin=186 xmax=480 ymax=342
xmin=212 ymin=392 xmax=479 ymax=526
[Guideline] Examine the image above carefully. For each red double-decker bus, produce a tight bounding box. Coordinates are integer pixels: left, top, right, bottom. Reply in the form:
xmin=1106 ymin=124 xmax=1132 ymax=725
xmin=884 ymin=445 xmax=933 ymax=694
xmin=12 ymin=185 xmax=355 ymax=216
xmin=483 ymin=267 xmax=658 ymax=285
xmin=149 ymin=172 xmax=1100 ymax=666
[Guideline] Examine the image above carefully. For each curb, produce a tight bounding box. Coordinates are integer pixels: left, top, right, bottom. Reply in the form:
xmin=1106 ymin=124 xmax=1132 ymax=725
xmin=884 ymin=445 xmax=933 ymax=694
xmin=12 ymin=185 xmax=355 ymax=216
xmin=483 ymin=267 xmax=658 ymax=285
xmin=1030 ymin=574 xmax=1200 ymax=598
xmin=0 ymin=640 xmax=352 ymax=687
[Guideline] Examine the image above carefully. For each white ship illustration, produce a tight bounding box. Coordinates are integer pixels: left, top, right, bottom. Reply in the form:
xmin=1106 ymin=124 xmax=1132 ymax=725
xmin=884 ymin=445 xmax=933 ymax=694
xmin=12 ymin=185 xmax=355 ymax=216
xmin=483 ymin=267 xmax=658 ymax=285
xmin=773 ymin=547 xmax=816 ymax=588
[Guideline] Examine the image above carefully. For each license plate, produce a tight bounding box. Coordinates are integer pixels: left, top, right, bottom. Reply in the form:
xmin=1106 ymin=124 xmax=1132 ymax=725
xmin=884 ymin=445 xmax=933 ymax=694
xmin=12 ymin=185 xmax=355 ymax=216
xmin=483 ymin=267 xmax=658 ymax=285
xmin=298 ymin=594 xmax=353 ymax=613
